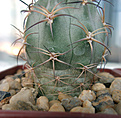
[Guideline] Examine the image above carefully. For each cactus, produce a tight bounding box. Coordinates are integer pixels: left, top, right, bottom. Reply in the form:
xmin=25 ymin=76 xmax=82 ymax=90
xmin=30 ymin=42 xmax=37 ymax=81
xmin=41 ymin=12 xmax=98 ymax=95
xmin=13 ymin=0 xmax=112 ymax=100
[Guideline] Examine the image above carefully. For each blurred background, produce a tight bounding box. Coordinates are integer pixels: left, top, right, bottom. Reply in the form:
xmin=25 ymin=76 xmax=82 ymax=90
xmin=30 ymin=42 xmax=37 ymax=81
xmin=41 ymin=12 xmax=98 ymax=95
xmin=0 ymin=0 xmax=121 ymax=71
xmin=0 ymin=0 xmax=32 ymax=71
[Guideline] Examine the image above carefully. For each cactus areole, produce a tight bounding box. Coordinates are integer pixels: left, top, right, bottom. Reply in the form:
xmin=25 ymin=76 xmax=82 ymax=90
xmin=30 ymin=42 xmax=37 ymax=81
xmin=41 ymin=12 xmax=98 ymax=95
xmin=21 ymin=0 xmax=110 ymax=99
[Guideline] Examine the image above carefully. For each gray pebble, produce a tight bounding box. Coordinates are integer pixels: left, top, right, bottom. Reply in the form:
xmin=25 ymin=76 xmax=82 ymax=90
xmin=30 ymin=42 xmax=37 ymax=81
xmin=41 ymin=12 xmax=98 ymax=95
xmin=62 ymin=98 xmax=82 ymax=111
xmin=97 ymin=72 xmax=115 ymax=84
xmin=92 ymin=93 xmax=114 ymax=112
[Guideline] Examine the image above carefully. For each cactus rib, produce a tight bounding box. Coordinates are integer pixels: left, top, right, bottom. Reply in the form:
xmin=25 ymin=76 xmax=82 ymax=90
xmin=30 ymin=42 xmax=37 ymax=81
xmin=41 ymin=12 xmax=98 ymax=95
xmin=22 ymin=1 xmax=77 ymax=39
xmin=70 ymin=20 xmax=111 ymax=62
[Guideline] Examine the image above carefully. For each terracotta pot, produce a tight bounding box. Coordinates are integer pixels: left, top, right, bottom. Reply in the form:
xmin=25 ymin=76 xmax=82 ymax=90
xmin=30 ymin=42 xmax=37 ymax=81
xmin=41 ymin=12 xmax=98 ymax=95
xmin=0 ymin=65 xmax=121 ymax=118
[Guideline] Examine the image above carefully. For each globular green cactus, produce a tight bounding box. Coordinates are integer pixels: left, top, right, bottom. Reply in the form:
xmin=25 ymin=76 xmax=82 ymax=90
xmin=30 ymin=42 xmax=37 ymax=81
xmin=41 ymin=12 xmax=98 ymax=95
xmin=14 ymin=0 xmax=112 ymax=100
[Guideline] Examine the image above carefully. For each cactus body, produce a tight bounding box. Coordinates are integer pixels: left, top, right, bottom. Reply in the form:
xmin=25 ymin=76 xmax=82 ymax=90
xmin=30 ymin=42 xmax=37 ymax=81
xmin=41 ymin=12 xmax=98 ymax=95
xmin=24 ymin=0 xmax=106 ymax=100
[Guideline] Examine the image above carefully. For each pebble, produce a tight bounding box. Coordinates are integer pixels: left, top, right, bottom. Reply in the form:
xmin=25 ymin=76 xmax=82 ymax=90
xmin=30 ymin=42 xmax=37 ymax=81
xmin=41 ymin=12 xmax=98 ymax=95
xmin=2 ymin=100 xmax=37 ymax=111
xmin=8 ymin=89 xmax=16 ymax=96
xmin=15 ymin=78 xmax=21 ymax=83
xmin=96 ymin=89 xmax=110 ymax=97
xmin=10 ymin=88 xmax=35 ymax=105
xmin=112 ymin=90 xmax=121 ymax=103
xmin=49 ymin=103 xmax=65 ymax=112
xmin=83 ymin=100 xmax=92 ymax=107
xmin=21 ymin=77 xmax=34 ymax=88
xmin=2 ymin=100 xmax=38 ymax=111
xmin=97 ymin=72 xmax=115 ymax=84
xmin=3 ymin=76 xmax=14 ymax=83
xmin=92 ymin=83 xmax=106 ymax=92
xmin=16 ymin=69 xmax=23 ymax=74
xmin=36 ymin=96 xmax=49 ymax=111
xmin=61 ymin=98 xmax=82 ymax=111
xmin=58 ymin=92 xmax=73 ymax=101
xmin=49 ymin=100 xmax=61 ymax=108
xmin=92 ymin=94 xmax=114 ymax=112
xmin=110 ymin=78 xmax=121 ymax=94
xmin=97 ymin=72 xmax=115 ymax=83
xmin=24 ymin=69 xmax=31 ymax=78
xmin=0 ymin=83 xmax=10 ymax=92
xmin=114 ymin=77 xmax=121 ymax=80
xmin=17 ymin=100 xmax=38 ymax=111
xmin=9 ymin=80 xmax=22 ymax=90
xmin=2 ymin=104 xmax=18 ymax=110
xmin=115 ymin=102 xmax=121 ymax=115
xmin=70 ymin=106 xmax=95 ymax=113
xmin=78 ymin=90 xmax=96 ymax=102
xmin=0 ymin=91 xmax=11 ymax=101
xmin=29 ymin=88 xmax=38 ymax=99
xmin=1 ymin=68 xmax=121 ymax=115
xmin=99 ymin=108 xmax=117 ymax=115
